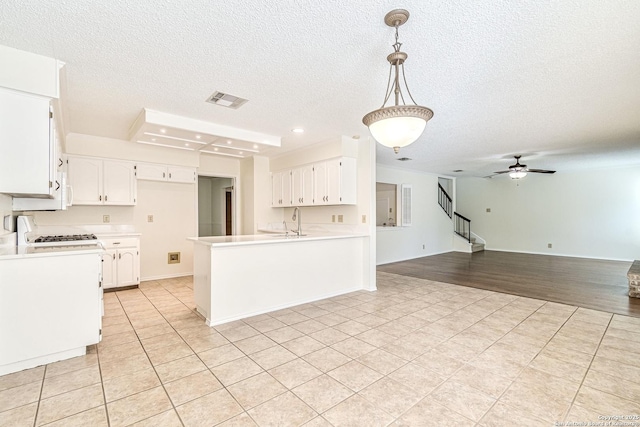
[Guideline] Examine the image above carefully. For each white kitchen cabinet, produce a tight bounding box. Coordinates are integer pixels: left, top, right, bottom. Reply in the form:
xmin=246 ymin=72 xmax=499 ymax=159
xmin=0 ymin=88 xmax=58 ymax=197
xmin=136 ymin=162 xmax=196 ymax=183
xmin=67 ymin=156 xmax=137 ymax=205
xmin=271 ymin=171 xmax=292 ymax=207
xmin=100 ymin=236 xmax=140 ymax=290
xmin=292 ymin=165 xmax=313 ymax=206
xmin=0 ymin=249 xmax=103 ymax=376
xmin=273 ymin=157 xmax=357 ymax=207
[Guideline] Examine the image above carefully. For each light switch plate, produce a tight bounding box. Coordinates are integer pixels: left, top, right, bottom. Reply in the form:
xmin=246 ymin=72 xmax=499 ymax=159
xmin=338 ymin=215 xmax=343 ymax=223
xmin=103 ymin=215 xmax=110 ymax=223
xmin=147 ymin=215 xmax=154 ymax=222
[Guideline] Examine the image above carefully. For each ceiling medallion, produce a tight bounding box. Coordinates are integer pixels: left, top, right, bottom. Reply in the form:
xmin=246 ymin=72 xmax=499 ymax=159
xmin=363 ymin=9 xmax=434 ymax=154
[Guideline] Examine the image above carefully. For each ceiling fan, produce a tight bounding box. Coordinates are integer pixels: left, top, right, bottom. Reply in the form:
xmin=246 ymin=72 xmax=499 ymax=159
xmin=491 ymin=155 xmax=556 ymax=179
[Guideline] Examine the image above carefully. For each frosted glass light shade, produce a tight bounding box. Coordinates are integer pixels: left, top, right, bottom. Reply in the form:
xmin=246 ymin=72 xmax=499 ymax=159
xmin=369 ymin=116 xmax=426 ymax=150
xmin=363 ymin=105 xmax=433 ymax=153
xmin=509 ymin=171 xmax=527 ymax=179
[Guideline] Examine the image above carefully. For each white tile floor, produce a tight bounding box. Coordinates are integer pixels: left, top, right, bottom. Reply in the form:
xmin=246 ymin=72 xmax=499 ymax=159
xmin=1 ymin=272 xmax=640 ymax=426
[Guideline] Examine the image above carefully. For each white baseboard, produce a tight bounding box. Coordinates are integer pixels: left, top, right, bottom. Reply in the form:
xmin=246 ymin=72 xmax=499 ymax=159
xmin=141 ymin=272 xmax=193 ymax=282
xmin=376 ymin=249 xmax=454 ymax=266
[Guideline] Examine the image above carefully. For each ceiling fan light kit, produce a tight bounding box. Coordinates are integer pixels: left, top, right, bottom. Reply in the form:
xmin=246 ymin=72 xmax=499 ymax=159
xmin=362 ymin=9 xmax=434 ymax=154
xmin=493 ymin=155 xmax=556 ymax=179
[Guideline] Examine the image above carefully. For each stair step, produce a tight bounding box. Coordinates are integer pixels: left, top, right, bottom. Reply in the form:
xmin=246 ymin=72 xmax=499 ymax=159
xmin=471 ymin=243 xmax=485 ymax=253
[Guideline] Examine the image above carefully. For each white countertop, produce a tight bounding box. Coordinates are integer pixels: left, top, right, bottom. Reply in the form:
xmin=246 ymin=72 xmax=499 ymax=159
xmin=189 ymin=232 xmax=366 ymax=248
xmin=0 ymin=244 xmax=104 ymax=260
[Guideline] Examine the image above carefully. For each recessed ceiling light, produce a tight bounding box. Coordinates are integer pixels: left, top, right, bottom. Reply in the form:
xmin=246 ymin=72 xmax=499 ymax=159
xmin=239 ymin=151 xmax=243 ymax=155
xmin=159 ymin=128 xmax=167 ymax=134
xmin=151 ymin=138 xmax=156 ymax=142
xmin=214 ymin=147 xmax=219 ymax=151
xmin=227 ymin=140 xmax=232 ymax=144
xmin=253 ymin=144 xmax=259 ymax=149
xmin=137 ymin=140 xmax=194 ymax=151
xmin=185 ymin=143 xmax=190 ymax=147
xmin=292 ymin=128 xmax=304 ymax=134
xmin=195 ymin=135 xmax=201 ymax=139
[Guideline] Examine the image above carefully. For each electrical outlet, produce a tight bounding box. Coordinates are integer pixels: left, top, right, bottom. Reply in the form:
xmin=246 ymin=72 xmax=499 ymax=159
xmin=548 ymin=243 xmax=552 ymax=248
xmin=147 ymin=215 xmax=154 ymax=223
xmin=338 ymin=215 xmax=343 ymax=223
xmin=362 ymin=214 xmax=366 ymax=223
xmin=486 ymin=208 xmax=491 ymax=213
xmin=103 ymin=215 xmax=110 ymax=223
xmin=332 ymin=215 xmax=336 ymax=223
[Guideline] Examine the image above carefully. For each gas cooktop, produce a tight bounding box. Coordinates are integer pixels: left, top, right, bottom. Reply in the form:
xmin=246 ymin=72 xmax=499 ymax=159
xmin=34 ymin=234 xmax=98 ymax=243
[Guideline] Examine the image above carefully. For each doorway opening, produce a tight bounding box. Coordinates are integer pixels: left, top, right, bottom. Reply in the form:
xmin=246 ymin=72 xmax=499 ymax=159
xmin=198 ymin=176 xmax=235 ymax=237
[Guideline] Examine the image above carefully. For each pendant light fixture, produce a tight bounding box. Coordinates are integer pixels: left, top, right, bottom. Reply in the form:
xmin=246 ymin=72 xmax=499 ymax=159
xmin=363 ymin=9 xmax=434 ymax=154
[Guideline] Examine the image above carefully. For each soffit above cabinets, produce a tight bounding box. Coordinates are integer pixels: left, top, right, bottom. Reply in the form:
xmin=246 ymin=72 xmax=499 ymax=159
xmin=128 ymin=109 xmax=281 ymax=158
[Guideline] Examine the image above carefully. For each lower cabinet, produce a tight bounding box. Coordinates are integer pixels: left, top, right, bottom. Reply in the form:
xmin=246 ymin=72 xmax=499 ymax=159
xmin=101 ymin=236 xmax=140 ymax=290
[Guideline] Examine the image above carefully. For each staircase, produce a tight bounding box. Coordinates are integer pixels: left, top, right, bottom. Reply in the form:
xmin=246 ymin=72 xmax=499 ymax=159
xmin=438 ymin=183 xmax=485 ymax=253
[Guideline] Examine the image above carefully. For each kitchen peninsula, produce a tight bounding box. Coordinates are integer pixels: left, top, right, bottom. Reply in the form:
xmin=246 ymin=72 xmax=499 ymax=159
xmin=190 ymin=233 xmax=371 ymax=326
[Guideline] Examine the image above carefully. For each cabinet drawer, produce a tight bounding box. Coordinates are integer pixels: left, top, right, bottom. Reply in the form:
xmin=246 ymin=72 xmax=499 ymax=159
xmin=100 ymin=237 xmax=139 ymax=248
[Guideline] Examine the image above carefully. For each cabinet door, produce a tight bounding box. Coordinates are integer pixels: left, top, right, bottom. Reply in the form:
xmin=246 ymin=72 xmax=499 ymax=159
xmin=325 ymin=158 xmax=342 ymax=204
xmin=0 ymin=89 xmax=53 ymax=196
xmin=337 ymin=157 xmax=357 ymax=204
xmin=281 ymin=171 xmax=292 ymax=206
xmin=271 ymin=172 xmax=282 ymax=206
xmin=313 ymin=162 xmax=328 ymax=205
xmin=168 ymin=166 xmax=196 ymax=183
xmin=291 ymin=168 xmax=303 ymax=205
xmin=103 ymin=160 xmax=136 ymax=205
xmin=68 ymin=156 xmax=103 ymax=205
xmin=117 ymin=248 xmax=139 ymax=287
xmin=301 ymin=165 xmax=314 ymax=206
xmin=136 ymin=163 xmax=167 ymax=181
xmin=102 ymin=249 xmax=117 ymax=290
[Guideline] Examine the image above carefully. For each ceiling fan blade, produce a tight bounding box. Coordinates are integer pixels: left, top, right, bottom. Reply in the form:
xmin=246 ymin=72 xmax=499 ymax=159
xmin=492 ymin=170 xmax=511 ymax=174
xmin=527 ymin=169 xmax=556 ymax=174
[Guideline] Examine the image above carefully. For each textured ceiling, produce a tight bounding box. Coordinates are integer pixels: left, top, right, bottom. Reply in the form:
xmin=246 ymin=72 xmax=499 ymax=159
xmin=1 ymin=1 xmax=639 ymax=176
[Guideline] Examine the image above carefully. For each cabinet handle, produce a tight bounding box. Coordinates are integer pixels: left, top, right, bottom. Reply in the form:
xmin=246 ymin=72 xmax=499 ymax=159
xmin=113 ymin=254 xmax=116 ymax=260
xmin=119 ymin=253 xmax=121 ymax=259
xmin=54 ymin=180 xmax=60 ymax=191
xmin=99 ymin=195 xmax=102 ymax=201
xmin=169 ymin=173 xmax=172 ymax=179
xmin=163 ymin=172 xmax=165 ymax=178
xmin=58 ymin=158 xmax=63 ymax=168
xmin=105 ymin=195 xmax=108 ymax=202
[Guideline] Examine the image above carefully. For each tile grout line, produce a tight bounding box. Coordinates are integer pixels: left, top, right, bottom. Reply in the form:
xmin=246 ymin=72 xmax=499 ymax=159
xmin=115 ymin=284 xmax=189 ymax=427
xmin=561 ymin=312 xmax=614 ymax=424
xmin=31 ymin=365 xmax=45 ymax=427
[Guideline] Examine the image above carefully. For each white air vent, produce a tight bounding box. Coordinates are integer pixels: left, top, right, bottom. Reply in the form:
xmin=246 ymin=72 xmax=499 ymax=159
xmin=206 ymin=91 xmax=248 ymax=109
xmin=401 ymin=184 xmax=412 ymax=226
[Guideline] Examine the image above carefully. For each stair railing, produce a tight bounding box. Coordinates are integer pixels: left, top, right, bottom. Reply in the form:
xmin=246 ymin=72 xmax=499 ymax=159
xmin=437 ymin=183 xmax=452 ymax=218
xmin=454 ymin=212 xmax=471 ymax=243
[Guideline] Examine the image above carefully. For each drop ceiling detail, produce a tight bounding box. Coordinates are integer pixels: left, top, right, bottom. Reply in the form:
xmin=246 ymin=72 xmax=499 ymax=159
xmin=128 ymin=109 xmax=281 ymax=158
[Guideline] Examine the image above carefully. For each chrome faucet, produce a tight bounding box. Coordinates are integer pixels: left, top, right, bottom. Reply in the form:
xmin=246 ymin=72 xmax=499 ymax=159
xmin=291 ymin=207 xmax=302 ymax=236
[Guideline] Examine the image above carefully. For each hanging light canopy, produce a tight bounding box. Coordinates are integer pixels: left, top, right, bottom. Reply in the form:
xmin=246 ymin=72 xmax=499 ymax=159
xmin=363 ymin=9 xmax=434 ymax=154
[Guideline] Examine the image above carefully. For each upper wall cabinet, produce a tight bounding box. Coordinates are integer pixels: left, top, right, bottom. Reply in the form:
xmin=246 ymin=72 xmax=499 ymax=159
xmin=67 ymin=155 xmax=137 ymax=205
xmin=0 ymin=88 xmax=59 ymax=197
xmin=271 ymin=157 xmax=357 ymax=207
xmin=136 ymin=162 xmax=196 ymax=183
xmin=271 ymin=170 xmax=292 ymax=207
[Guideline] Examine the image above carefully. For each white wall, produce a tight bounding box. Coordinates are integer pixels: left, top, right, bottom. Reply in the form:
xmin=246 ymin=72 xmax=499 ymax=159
xmin=376 ymin=165 xmax=454 ymax=265
xmin=456 ymin=165 xmax=640 ymax=261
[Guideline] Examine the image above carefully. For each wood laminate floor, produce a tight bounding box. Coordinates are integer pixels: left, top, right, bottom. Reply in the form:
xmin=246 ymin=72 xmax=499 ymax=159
xmin=378 ymin=250 xmax=640 ymax=317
